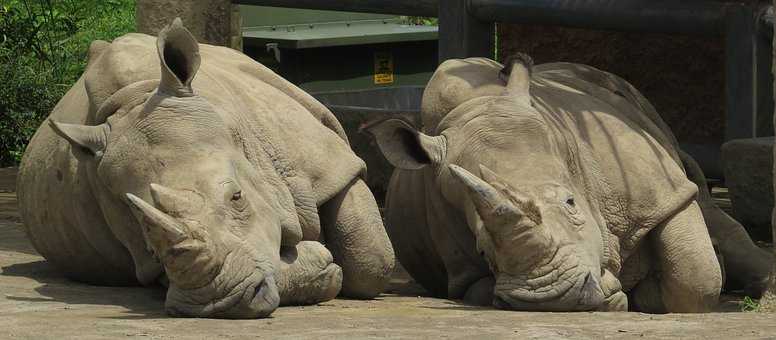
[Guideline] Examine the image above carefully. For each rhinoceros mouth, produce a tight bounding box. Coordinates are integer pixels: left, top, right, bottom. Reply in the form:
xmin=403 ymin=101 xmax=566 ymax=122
xmin=164 ymin=247 xmax=280 ymax=319
xmin=492 ymin=270 xmax=605 ymax=312
xmin=166 ymin=270 xmax=280 ymax=318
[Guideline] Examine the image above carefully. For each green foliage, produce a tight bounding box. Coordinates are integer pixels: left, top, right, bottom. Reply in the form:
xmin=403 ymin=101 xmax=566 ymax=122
xmin=403 ymin=16 xmax=438 ymax=26
xmin=0 ymin=0 xmax=135 ymax=166
xmin=740 ymin=296 xmax=761 ymax=312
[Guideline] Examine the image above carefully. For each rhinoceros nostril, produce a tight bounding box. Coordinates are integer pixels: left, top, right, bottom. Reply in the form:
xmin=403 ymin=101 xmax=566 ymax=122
xmin=578 ymin=272 xmax=605 ymax=307
xmin=254 ymin=274 xmax=279 ymax=307
xmin=254 ymin=277 xmax=268 ymax=297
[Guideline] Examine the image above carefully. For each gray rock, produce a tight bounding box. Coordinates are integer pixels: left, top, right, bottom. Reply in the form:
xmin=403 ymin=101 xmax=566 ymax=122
xmin=135 ymin=0 xmax=241 ymax=48
xmin=722 ymin=137 xmax=774 ymax=241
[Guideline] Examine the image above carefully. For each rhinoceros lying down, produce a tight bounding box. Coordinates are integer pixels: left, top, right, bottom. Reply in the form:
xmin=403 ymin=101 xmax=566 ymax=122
xmin=17 ymin=19 xmax=394 ymax=318
xmin=370 ymin=55 xmax=773 ymax=312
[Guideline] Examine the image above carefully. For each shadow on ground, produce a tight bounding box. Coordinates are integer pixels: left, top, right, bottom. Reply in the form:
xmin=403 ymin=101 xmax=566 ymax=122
xmin=1 ymin=259 xmax=168 ymax=319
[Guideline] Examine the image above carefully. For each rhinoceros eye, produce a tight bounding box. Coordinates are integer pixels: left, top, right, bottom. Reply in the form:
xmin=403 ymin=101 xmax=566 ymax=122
xmin=231 ymin=191 xmax=242 ymax=201
xmin=230 ymin=189 xmax=248 ymax=212
xmin=563 ymin=195 xmax=580 ymax=216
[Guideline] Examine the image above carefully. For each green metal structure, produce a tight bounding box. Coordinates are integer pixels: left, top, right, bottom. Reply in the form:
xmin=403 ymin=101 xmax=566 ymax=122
xmin=240 ymin=6 xmax=438 ymax=93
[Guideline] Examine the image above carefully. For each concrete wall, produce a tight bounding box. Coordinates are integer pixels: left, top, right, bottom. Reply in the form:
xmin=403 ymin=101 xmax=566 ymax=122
xmin=136 ymin=0 xmax=242 ymax=49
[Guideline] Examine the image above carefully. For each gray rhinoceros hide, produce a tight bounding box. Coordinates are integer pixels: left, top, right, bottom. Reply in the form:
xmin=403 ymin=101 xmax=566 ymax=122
xmin=371 ymin=55 xmax=772 ymax=313
xmin=17 ymin=19 xmax=394 ymax=319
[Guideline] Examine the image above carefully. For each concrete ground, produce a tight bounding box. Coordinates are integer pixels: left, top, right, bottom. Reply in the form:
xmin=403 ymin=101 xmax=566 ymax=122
xmin=1 ymin=167 xmax=776 ymax=339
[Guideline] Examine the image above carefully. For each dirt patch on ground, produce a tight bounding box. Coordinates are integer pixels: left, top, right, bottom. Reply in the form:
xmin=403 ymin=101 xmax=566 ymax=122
xmin=2 ymin=167 xmax=776 ymax=339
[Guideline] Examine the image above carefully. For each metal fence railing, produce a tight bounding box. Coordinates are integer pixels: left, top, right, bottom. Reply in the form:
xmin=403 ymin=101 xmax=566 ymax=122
xmin=235 ymin=0 xmax=774 ymax=144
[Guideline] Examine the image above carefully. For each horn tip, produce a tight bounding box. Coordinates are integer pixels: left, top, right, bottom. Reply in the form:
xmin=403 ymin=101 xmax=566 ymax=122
xmin=448 ymin=164 xmax=466 ymax=178
xmin=125 ymin=193 xmax=147 ymax=212
xmin=478 ymin=164 xmax=499 ymax=182
xmin=125 ymin=193 xmax=141 ymax=204
xmin=448 ymin=164 xmax=482 ymax=192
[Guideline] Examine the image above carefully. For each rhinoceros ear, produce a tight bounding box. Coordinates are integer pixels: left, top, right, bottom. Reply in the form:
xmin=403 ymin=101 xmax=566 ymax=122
xmin=49 ymin=120 xmax=110 ymax=157
xmin=366 ymin=119 xmax=446 ymax=170
xmin=500 ymin=52 xmax=533 ymax=107
xmin=156 ymin=17 xmax=201 ymax=97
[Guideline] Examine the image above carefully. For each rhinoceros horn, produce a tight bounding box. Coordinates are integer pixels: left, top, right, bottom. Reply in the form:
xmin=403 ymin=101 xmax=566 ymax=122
xmin=448 ymin=164 xmax=523 ymax=233
xmin=125 ymin=191 xmax=188 ymax=251
xmin=127 ymin=190 xmax=221 ymax=289
xmin=450 ymin=164 xmax=556 ymax=269
xmin=449 ymin=164 xmax=544 ymax=237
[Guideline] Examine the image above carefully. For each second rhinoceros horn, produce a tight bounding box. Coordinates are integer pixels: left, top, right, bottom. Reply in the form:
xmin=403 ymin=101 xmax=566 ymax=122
xmin=149 ymin=183 xmax=204 ymax=218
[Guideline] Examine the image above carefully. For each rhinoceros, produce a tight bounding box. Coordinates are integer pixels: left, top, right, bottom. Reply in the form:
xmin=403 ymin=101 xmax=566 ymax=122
xmin=17 ymin=19 xmax=395 ymax=318
xmin=369 ymin=54 xmax=773 ymax=312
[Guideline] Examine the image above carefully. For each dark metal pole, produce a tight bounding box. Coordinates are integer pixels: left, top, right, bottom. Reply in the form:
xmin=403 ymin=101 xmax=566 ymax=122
xmin=762 ymin=6 xmax=775 ymax=39
xmin=232 ymin=0 xmax=438 ymax=17
xmin=725 ymin=6 xmax=758 ymax=140
xmin=757 ymin=6 xmax=775 ymax=136
xmin=468 ymin=0 xmax=736 ymax=35
xmin=438 ymin=0 xmax=494 ymax=63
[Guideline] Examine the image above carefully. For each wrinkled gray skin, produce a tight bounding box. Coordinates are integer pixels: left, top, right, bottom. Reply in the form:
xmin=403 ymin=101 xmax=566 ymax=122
xmin=17 ymin=19 xmax=394 ymax=319
xmin=370 ymin=55 xmax=773 ymax=313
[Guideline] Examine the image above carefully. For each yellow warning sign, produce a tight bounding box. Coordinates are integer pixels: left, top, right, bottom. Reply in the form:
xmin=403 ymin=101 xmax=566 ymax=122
xmin=374 ymin=52 xmax=394 ymax=85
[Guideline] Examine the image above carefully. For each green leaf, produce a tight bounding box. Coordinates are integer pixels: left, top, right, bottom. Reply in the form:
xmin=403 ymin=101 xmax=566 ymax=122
xmin=0 ymin=0 xmax=135 ymax=166
xmin=741 ymin=296 xmax=761 ymax=312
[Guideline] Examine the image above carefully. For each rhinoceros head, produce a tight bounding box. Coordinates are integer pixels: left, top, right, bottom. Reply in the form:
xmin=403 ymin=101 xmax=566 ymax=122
xmin=371 ymin=57 xmax=619 ymax=311
xmin=48 ymin=19 xmax=303 ymax=318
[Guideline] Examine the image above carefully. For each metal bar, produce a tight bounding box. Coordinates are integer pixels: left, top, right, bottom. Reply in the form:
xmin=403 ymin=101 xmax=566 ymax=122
xmin=755 ymin=6 xmax=775 ymax=137
xmin=725 ymin=5 xmax=757 ymax=140
xmin=438 ymin=0 xmax=494 ymax=63
xmin=232 ymin=0 xmax=438 ymax=17
xmin=761 ymin=6 xmax=775 ymax=39
xmin=468 ymin=0 xmax=739 ymax=35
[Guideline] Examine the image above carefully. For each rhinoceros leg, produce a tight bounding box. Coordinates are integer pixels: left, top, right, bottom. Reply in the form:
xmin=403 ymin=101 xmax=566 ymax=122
xmin=650 ymin=201 xmax=722 ymax=312
xmin=384 ymin=169 xmax=449 ymax=298
xmin=462 ymin=276 xmax=495 ymax=306
xmin=679 ymin=150 xmax=774 ymax=297
xmin=628 ymin=272 xmax=666 ymax=313
xmin=276 ymin=241 xmax=343 ymax=305
xmin=319 ymin=178 xmax=395 ymax=298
